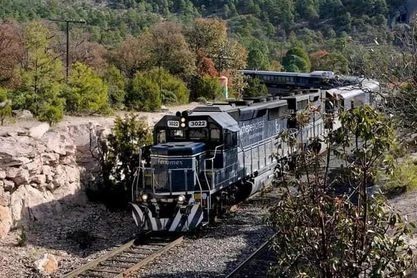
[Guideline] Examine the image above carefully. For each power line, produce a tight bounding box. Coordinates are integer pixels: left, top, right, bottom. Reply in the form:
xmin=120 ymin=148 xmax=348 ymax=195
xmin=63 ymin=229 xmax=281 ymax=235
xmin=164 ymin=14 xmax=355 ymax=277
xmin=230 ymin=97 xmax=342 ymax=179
xmin=48 ymin=18 xmax=86 ymax=80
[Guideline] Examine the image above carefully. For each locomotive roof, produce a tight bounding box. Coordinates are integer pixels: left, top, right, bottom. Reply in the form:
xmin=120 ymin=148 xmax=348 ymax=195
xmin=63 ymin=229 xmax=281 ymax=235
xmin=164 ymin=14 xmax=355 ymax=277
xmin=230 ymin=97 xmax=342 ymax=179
xmin=190 ymin=111 xmax=240 ymax=132
xmin=189 ymin=98 xmax=290 ymax=124
xmin=192 ymin=97 xmax=287 ymax=113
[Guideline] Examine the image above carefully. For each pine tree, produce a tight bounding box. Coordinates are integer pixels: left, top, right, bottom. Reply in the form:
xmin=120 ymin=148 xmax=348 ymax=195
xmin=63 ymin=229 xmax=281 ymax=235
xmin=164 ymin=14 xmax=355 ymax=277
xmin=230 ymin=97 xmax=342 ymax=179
xmin=13 ymin=21 xmax=64 ymax=122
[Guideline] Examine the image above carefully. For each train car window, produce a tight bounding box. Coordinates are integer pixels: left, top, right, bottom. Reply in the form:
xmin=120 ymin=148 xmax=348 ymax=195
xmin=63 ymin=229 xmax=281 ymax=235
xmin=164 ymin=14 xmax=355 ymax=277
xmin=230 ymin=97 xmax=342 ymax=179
xmin=170 ymin=129 xmax=185 ymax=139
xmin=210 ymin=128 xmax=221 ymax=140
xmin=157 ymin=130 xmax=166 ymax=143
xmin=189 ymin=128 xmax=208 ymax=140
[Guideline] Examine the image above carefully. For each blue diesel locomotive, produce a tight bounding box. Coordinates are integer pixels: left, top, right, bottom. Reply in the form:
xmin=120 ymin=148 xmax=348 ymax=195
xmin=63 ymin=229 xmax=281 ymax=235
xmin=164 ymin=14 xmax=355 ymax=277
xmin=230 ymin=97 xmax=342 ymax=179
xmin=130 ymin=72 xmax=379 ymax=233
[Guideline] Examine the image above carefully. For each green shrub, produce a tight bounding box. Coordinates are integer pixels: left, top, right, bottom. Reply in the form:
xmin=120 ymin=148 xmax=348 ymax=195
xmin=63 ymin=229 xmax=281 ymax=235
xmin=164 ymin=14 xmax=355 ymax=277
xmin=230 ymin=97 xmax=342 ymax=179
xmin=144 ymin=68 xmax=189 ymax=104
xmin=161 ymin=89 xmax=178 ymax=104
xmin=242 ymin=77 xmax=268 ymax=98
xmin=17 ymin=226 xmax=27 ymax=247
xmin=192 ymin=75 xmax=223 ymax=101
xmin=105 ymin=65 xmax=126 ymax=110
xmin=37 ymin=100 xmax=64 ymax=125
xmin=0 ymin=88 xmax=12 ymax=125
xmin=64 ymin=62 xmax=110 ymax=114
xmin=126 ymin=74 xmax=161 ymax=111
xmin=380 ymin=159 xmax=417 ymax=197
xmin=92 ymin=114 xmax=152 ymax=209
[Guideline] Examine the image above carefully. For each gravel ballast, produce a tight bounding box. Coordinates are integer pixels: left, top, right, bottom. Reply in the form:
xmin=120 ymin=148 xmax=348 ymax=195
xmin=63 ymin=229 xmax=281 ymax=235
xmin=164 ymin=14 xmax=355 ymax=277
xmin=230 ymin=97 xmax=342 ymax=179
xmin=2 ymin=188 xmax=417 ymax=278
xmin=0 ymin=190 xmax=276 ymax=278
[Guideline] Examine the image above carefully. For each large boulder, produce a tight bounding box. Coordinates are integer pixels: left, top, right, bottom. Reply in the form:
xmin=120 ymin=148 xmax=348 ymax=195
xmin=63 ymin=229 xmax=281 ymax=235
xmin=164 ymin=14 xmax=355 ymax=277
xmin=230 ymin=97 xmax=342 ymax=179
xmin=29 ymin=123 xmax=49 ymax=139
xmin=9 ymin=185 xmax=58 ymax=224
xmin=34 ymin=254 xmax=58 ymax=275
xmin=42 ymin=132 xmax=74 ymax=156
xmin=0 ymin=137 xmax=38 ymax=167
xmin=6 ymin=168 xmax=29 ymax=186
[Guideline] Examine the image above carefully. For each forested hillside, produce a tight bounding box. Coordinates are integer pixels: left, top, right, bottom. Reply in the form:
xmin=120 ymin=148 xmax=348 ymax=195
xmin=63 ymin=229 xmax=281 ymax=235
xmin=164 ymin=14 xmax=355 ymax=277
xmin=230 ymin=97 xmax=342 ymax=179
xmin=0 ymin=0 xmax=414 ymax=124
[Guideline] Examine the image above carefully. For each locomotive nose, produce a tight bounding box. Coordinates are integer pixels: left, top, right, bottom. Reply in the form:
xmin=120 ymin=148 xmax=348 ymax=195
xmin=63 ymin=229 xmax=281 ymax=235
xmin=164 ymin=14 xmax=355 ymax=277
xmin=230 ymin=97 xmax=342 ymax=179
xmin=151 ymin=142 xmax=206 ymax=193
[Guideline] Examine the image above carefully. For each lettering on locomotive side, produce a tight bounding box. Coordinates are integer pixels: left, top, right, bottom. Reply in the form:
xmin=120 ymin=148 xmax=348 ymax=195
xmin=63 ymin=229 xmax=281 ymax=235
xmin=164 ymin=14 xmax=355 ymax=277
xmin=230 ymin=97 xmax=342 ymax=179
xmin=240 ymin=121 xmax=265 ymax=135
xmin=157 ymin=159 xmax=184 ymax=166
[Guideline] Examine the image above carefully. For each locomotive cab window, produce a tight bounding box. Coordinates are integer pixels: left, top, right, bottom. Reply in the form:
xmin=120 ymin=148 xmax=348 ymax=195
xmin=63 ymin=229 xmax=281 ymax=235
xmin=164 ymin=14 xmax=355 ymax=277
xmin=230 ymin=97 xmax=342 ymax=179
xmin=189 ymin=128 xmax=208 ymax=140
xmin=157 ymin=130 xmax=166 ymax=143
xmin=170 ymin=129 xmax=185 ymax=139
xmin=210 ymin=128 xmax=221 ymax=141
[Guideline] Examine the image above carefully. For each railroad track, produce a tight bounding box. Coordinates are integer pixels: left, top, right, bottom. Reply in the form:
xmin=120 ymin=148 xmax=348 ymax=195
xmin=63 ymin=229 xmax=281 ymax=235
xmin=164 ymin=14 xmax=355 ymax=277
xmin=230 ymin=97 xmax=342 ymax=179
xmin=226 ymin=234 xmax=277 ymax=278
xmin=63 ymin=235 xmax=183 ymax=278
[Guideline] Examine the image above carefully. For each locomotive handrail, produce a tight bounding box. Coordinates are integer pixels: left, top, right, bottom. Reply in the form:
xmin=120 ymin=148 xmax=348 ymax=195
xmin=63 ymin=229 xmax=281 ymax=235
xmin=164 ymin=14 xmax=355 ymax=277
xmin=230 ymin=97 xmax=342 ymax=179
xmin=204 ymin=144 xmax=224 ymax=189
xmin=194 ymin=170 xmax=204 ymax=205
xmin=203 ymin=161 xmax=240 ymax=193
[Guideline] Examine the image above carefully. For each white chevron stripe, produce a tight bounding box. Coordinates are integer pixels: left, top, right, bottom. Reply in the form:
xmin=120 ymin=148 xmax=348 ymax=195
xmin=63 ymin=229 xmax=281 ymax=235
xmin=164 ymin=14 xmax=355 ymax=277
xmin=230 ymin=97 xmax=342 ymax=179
xmin=169 ymin=209 xmax=183 ymax=232
xmin=184 ymin=205 xmax=199 ymax=231
xmin=149 ymin=214 xmax=158 ymax=231
xmin=130 ymin=203 xmax=144 ymax=227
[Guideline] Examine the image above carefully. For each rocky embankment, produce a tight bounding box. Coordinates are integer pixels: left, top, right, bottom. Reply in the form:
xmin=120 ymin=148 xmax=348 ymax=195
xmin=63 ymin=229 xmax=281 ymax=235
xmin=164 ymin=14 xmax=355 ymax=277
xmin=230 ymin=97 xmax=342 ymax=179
xmin=0 ymin=104 xmax=198 ymax=241
xmin=0 ymin=122 xmax=105 ymax=239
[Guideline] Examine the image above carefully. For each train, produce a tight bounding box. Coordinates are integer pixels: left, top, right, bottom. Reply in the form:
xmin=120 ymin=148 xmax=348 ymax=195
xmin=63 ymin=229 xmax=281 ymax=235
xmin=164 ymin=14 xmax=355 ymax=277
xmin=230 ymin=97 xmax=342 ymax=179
xmin=130 ymin=70 xmax=380 ymax=233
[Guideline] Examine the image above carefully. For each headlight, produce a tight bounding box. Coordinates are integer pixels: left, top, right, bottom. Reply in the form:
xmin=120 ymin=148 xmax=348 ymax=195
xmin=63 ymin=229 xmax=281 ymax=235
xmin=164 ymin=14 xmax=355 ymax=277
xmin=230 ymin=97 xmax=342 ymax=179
xmin=178 ymin=195 xmax=185 ymax=202
xmin=141 ymin=193 xmax=148 ymax=201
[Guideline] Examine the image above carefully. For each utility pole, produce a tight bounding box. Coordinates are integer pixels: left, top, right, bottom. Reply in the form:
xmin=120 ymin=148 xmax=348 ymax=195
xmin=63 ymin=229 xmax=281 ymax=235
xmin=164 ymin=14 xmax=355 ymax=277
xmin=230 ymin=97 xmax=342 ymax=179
xmin=49 ymin=19 xmax=86 ymax=80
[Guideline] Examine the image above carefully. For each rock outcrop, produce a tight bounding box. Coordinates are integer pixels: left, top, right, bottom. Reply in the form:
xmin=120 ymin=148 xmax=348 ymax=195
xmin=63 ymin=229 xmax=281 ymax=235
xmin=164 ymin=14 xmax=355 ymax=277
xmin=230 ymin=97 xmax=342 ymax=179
xmin=0 ymin=123 xmax=105 ymax=238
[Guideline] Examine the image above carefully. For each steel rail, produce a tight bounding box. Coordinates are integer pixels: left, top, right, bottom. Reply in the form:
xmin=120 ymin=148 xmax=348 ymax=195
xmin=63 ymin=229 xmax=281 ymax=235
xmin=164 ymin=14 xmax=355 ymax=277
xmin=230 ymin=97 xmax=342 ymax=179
xmin=115 ymin=236 xmax=183 ymax=278
xmin=63 ymin=236 xmax=183 ymax=278
xmin=225 ymin=233 xmax=276 ymax=278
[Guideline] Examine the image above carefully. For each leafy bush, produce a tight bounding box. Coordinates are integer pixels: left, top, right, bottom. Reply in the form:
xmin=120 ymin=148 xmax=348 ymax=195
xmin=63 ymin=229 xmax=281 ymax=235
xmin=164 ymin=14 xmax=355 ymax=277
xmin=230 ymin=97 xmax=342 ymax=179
xmin=104 ymin=65 xmax=126 ymax=110
xmin=161 ymin=89 xmax=178 ymax=104
xmin=380 ymin=159 xmax=417 ymax=197
xmin=268 ymin=106 xmax=413 ymax=276
xmin=64 ymin=62 xmax=110 ymax=114
xmin=191 ymin=75 xmax=223 ymax=101
xmin=37 ymin=99 xmax=64 ymax=125
xmin=17 ymin=226 xmax=27 ymax=247
xmin=91 ymin=114 xmax=152 ymax=209
xmin=144 ymin=68 xmax=189 ymax=104
xmin=282 ymin=46 xmax=311 ymax=72
xmin=0 ymin=88 xmax=12 ymax=125
xmin=125 ymin=74 xmax=161 ymax=111
xmin=242 ymin=77 xmax=268 ymax=98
